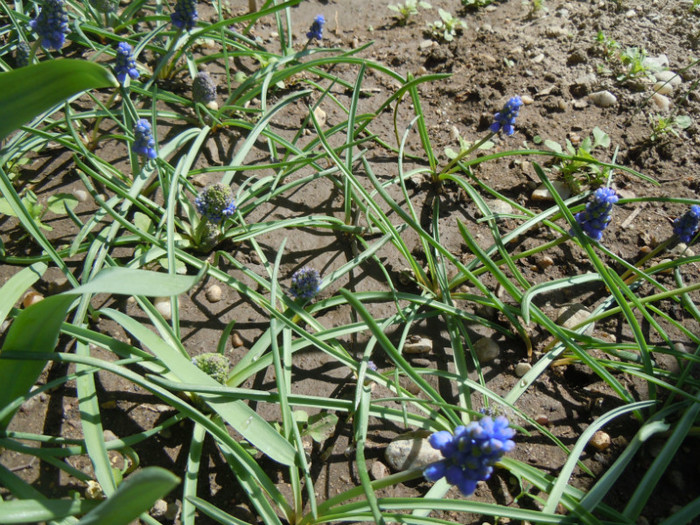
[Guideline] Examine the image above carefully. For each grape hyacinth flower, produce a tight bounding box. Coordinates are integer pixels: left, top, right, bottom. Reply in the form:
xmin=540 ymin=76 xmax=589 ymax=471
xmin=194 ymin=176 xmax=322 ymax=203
xmin=114 ymin=42 xmax=139 ymax=84
xmin=29 ymin=0 xmax=70 ymax=51
xmin=289 ymin=267 xmax=321 ymax=300
xmin=489 ymin=96 xmax=523 ymax=136
xmin=171 ymin=0 xmax=198 ymax=31
xmin=306 ymin=15 xmax=325 ymax=41
xmin=15 ymin=42 xmax=31 ymax=68
xmin=673 ymin=205 xmax=700 ymax=243
xmin=573 ymin=187 xmax=618 ymax=241
xmin=192 ymin=71 xmax=218 ymax=109
xmin=132 ymin=119 xmax=157 ymax=159
xmin=423 ymin=416 xmax=515 ymax=497
xmin=195 ymin=183 xmax=236 ymax=224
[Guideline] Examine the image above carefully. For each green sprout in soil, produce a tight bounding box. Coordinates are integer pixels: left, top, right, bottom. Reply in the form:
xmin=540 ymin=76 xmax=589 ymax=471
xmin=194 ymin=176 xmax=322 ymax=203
xmin=425 ymin=8 xmax=466 ymax=43
xmin=388 ymin=0 xmax=432 ymax=26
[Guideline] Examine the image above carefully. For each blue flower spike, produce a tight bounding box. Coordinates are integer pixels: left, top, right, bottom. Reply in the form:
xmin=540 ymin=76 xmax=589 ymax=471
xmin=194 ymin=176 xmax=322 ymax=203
xmin=574 ymin=187 xmax=618 ymax=241
xmin=490 ymin=96 xmax=523 ymax=136
xmin=115 ymin=42 xmax=139 ymax=84
xmin=30 ymin=0 xmax=70 ymax=51
xmin=195 ymin=183 xmax=236 ymax=224
xmin=307 ymin=15 xmax=325 ymax=41
xmin=289 ymin=267 xmax=321 ymax=300
xmin=171 ymin=0 xmax=198 ymax=31
xmin=423 ymin=416 xmax=516 ymax=497
xmin=673 ymin=205 xmax=700 ymax=243
xmin=132 ymin=119 xmax=157 ymax=159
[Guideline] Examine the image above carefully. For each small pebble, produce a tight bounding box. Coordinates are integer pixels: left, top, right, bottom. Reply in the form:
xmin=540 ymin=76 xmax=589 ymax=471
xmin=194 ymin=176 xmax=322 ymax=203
xmin=474 ymin=337 xmax=500 ymax=362
xmin=370 ymin=460 xmax=390 ymax=480
xmin=404 ymin=335 xmax=433 ymax=354
xmin=654 ymin=70 xmax=681 ymax=87
xmin=22 ymin=291 xmax=44 ymax=308
xmin=385 ymin=434 xmax=442 ymax=471
xmin=650 ymin=93 xmax=671 ymax=112
xmin=515 ymin=362 xmax=532 ymax=377
xmin=535 ymin=414 xmax=549 ymax=425
xmin=48 ymin=277 xmax=70 ymax=294
xmin=535 ymin=255 xmax=554 ymax=271
xmin=231 ymin=332 xmax=245 ymax=347
xmin=531 ymin=181 xmax=572 ymax=201
xmin=590 ymin=430 xmax=611 ymax=451
xmin=205 ymin=284 xmax=222 ymax=303
xmin=589 ymin=90 xmax=617 ymax=108
xmin=520 ymin=95 xmax=534 ymax=105
xmin=151 ymin=499 xmax=168 ymax=519
xmin=73 ymin=189 xmax=88 ymax=202
xmin=313 ymin=106 xmax=327 ymax=127
xmin=556 ymin=304 xmax=595 ymax=336
xmin=154 ymin=297 xmax=173 ymax=319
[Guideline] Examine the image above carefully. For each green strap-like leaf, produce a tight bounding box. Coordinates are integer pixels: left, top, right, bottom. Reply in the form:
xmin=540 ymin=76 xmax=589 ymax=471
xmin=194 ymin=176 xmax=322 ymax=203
xmin=76 ymin=467 xmax=180 ymax=525
xmin=0 ymin=59 xmax=117 ymax=140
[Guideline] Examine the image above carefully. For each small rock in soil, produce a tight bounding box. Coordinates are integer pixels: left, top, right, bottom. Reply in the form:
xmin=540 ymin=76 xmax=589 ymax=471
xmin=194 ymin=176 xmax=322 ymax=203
xmin=474 ymin=336 xmax=500 ymax=362
xmin=589 ymin=90 xmax=617 ymax=108
xmin=151 ymin=499 xmax=168 ymax=519
xmin=205 ymin=284 xmax=223 ymax=303
xmin=22 ymin=291 xmax=44 ymax=308
xmin=590 ymin=430 xmax=611 ymax=451
xmin=486 ymin=199 xmax=513 ymax=217
xmin=48 ymin=277 xmax=71 ymax=294
xmin=313 ymin=106 xmax=327 ymax=127
xmin=385 ymin=434 xmax=442 ymax=471
xmin=535 ymin=255 xmax=554 ymax=271
xmin=535 ymin=414 xmax=549 ymax=425
xmin=515 ymin=362 xmax=532 ymax=377
xmin=404 ymin=335 xmax=433 ymax=354
xmin=556 ymin=304 xmax=595 ymax=336
xmin=370 ymin=460 xmax=390 ymax=480
xmin=650 ymin=93 xmax=671 ymax=112
xmin=654 ymin=70 xmax=681 ymax=87
xmin=154 ymin=296 xmax=173 ymax=319
xmin=531 ymin=181 xmax=572 ymax=201
xmin=73 ymin=189 xmax=88 ymax=202
xmin=231 ymin=331 xmax=245 ymax=347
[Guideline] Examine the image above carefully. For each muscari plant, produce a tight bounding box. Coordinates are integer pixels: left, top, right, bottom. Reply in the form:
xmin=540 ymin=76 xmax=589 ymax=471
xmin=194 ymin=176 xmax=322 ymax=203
xmin=1 ymin=2 xmax=700 ymax=525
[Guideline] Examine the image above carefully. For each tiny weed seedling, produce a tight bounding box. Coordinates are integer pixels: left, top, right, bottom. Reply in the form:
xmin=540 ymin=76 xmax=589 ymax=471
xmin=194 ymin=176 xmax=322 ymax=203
xmin=595 ymin=31 xmax=620 ymax=61
xmin=426 ymin=8 xmax=466 ymax=42
xmin=617 ymin=46 xmax=655 ymax=82
xmin=388 ymin=0 xmax=432 ymax=26
xmin=648 ymin=114 xmax=692 ymax=142
xmin=543 ymin=127 xmax=612 ymax=192
xmin=461 ymin=0 xmax=494 ymax=8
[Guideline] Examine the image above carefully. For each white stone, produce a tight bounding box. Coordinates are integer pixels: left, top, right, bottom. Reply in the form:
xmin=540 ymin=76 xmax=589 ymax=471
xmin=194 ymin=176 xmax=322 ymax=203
xmin=653 ymin=82 xmax=673 ymax=95
xmin=515 ymin=362 xmax=532 ymax=377
xmin=643 ymin=54 xmax=669 ymax=70
xmin=154 ymin=297 xmax=173 ymax=319
xmin=654 ymin=70 xmax=681 ymax=86
xmin=205 ymin=284 xmax=223 ymax=303
xmin=556 ymin=304 xmax=595 ymax=336
xmin=474 ymin=337 xmax=500 ymax=362
xmin=73 ymin=189 xmax=88 ymax=202
xmin=589 ymin=90 xmax=617 ymax=108
xmin=385 ymin=435 xmax=442 ymax=471
xmin=313 ymin=106 xmax=327 ymax=127
xmin=404 ymin=336 xmax=433 ymax=354
xmin=487 ymin=199 xmax=513 ymax=216
xmin=531 ymin=181 xmax=572 ymax=201
xmin=650 ymin=93 xmax=671 ymax=112
xmin=370 ymin=460 xmax=390 ymax=480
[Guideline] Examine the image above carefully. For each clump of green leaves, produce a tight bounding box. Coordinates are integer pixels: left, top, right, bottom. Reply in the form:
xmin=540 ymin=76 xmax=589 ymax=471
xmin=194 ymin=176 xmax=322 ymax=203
xmin=617 ymin=47 xmax=655 ymax=82
xmin=649 ymin=114 xmax=692 ymax=142
xmin=542 ymin=127 xmax=612 ymax=191
xmin=523 ymin=0 xmax=547 ymax=17
xmin=0 ymin=190 xmax=79 ymax=233
xmin=388 ymin=0 xmax=431 ymax=26
xmin=461 ymin=0 xmax=494 ymax=8
xmin=595 ymin=31 xmax=620 ymax=61
xmin=425 ymin=8 xmax=466 ymax=42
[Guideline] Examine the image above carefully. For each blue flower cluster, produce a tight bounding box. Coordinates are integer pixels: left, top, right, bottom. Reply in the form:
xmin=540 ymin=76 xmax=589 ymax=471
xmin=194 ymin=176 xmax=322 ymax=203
xmin=30 ymin=0 xmax=70 ymax=51
xmin=573 ymin=187 xmax=618 ymax=241
xmin=15 ymin=42 xmax=31 ymax=68
xmin=115 ymin=42 xmax=139 ymax=84
xmin=489 ymin=96 xmax=523 ymax=136
xmin=307 ymin=15 xmax=325 ymax=41
xmin=171 ymin=0 xmax=198 ymax=31
xmin=290 ymin=267 xmax=321 ymax=300
xmin=423 ymin=416 xmax=515 ymax=497
xmin=132 ymin=119 xmax=157 ymax=159
xmin=195 ymin=183 xmax=236 ymax=224
xmin=673 ymin=205 xmax=700 ymax=243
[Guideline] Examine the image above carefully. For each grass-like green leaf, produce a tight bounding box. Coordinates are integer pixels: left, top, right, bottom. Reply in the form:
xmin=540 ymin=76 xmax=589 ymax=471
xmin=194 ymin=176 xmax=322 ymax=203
xmin=0 ymin=59 xmax=117 ymax=140
xmin=76 ymin=467 xmax=179 ymax=525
